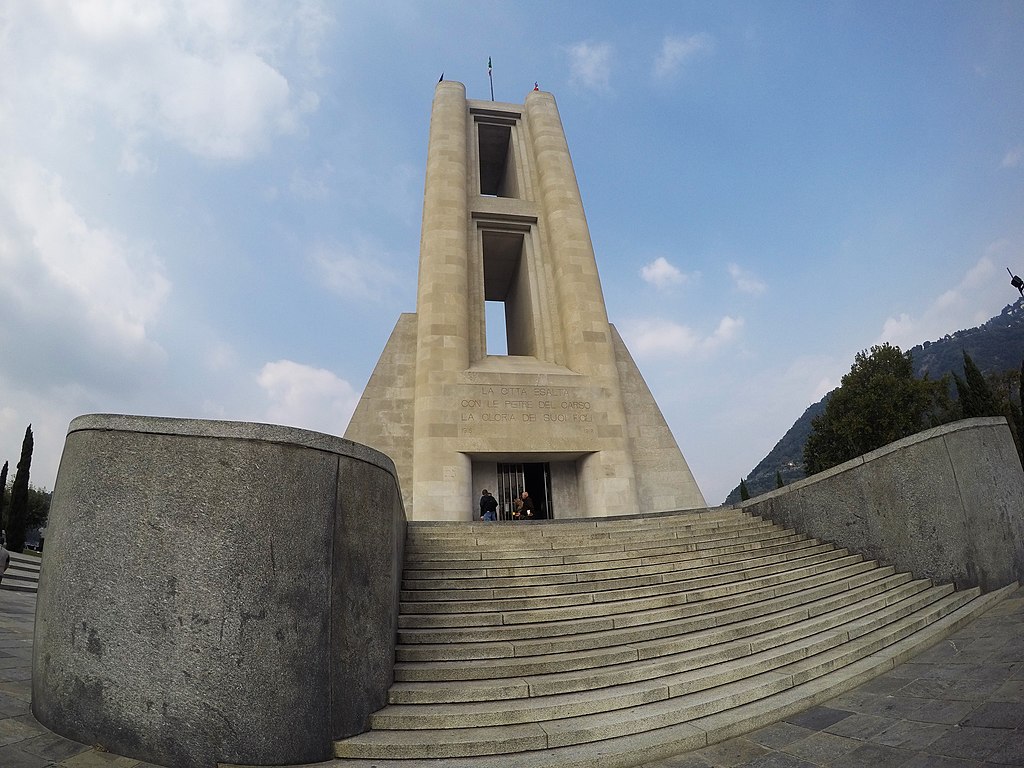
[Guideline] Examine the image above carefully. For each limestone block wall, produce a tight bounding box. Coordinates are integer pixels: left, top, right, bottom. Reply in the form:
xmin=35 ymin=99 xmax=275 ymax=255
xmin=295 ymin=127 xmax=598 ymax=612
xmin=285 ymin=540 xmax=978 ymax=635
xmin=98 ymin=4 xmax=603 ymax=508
xmin=611 ymin=325 xmax=706 ymax=512
xmin=32 ymin=415 xmax=406 ymax=768
xmin=345 ymin=312 xmax=417 ymax=513
xmin=737 ymin=417 xmax=1024 ymax=592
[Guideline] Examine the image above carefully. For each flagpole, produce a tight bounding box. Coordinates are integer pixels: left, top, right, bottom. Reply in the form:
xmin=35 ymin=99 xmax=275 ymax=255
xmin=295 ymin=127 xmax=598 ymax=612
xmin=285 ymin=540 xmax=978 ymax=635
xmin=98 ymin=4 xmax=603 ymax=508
xmin=488 ymin=56 xmax=494 ymax=101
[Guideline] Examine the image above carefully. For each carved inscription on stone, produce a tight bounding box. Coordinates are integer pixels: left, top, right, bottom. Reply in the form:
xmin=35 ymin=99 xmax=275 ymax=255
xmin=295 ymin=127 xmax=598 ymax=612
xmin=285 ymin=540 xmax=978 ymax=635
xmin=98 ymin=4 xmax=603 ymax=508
xmin=458 ymin=385 xmax=597 ymax=433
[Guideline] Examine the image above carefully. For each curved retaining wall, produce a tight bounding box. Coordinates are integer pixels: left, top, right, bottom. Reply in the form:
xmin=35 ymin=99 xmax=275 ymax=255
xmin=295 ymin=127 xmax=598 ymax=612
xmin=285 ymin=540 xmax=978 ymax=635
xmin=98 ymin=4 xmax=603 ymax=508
xmin=737 ymin=417 xmax=1024 ymax=592
xmin=32 ymin=415 xmax=406 ymax=768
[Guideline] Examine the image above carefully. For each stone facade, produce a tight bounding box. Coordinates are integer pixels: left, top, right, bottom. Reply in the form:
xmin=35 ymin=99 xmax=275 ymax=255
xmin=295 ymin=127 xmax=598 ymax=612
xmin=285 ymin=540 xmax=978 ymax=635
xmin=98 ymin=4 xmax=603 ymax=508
xmin=346 ymin=81 xmax=705 ymax=520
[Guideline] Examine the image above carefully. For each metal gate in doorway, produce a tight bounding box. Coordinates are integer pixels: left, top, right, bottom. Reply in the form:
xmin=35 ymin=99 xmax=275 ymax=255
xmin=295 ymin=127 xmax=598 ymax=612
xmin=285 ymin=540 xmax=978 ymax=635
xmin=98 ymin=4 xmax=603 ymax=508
xmin=496 ymin=462 xmax=552 ymax=520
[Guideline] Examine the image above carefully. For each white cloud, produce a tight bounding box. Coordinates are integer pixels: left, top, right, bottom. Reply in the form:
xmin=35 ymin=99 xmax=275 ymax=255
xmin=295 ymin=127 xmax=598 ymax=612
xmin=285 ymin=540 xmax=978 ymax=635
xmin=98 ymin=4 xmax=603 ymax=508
xmin=876 ymin=250 xmax=1006 ymax=350
xmin=155 ymin=50 xmax=295 ymax=159
xmin=640 ymin=256 xmax=690 ymax=288
xmin=257 ymin=360 xmax=359 ymax=434
xmin=5 ymin=0 xmax=327 ymax=163
xmin=311 ymin=240 xmax=399 ymax=301
xmin=0 ymin=157 xmax=170 ymax=358
xmin=707 ymin=316 xmax=744 ymax=349
xmin=728 ymin=263 xmax=767 ymax=295
xmin=568 ymin=41 xmax=613 ymax=92
xmin=621 ymin=316 xmax=744 ymax=357
xmin=654 ymin=33 xmax=714 ymax=79
xmin=1002 ymin=146 xmax=1023 ymax=169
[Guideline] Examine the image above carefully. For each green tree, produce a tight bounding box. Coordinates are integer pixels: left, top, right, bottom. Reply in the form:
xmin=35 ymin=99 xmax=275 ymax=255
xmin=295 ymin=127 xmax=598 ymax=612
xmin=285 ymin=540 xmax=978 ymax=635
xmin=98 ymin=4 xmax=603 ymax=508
xmin=7 ymin=425 xmax=33 ymax=552
xmin=1018 ymin=359 xmax=1024 ymax=450
xmin=739 ymin=479 xmax=750 ymax=501
xmin=967 ymin=358 xmax=1024 ymax=469
xmin=954 ymin=351 xmax=999 ymax=418
xmin=775 ymin=470 xmax=784 ymax=489
xmin=25 ymin=486 xmax=51 ymax=530
xmin=803 ymin=344 xmax=951 ymax=475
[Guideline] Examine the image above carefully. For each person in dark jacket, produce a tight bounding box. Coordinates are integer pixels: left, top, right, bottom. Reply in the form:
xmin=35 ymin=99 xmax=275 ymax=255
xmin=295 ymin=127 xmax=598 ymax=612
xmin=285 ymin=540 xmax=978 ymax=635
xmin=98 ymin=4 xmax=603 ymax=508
xmin=479 ymin=490 xmax=498 ymax=521
xmin=519 ymin=491 xmax=535 ymax=519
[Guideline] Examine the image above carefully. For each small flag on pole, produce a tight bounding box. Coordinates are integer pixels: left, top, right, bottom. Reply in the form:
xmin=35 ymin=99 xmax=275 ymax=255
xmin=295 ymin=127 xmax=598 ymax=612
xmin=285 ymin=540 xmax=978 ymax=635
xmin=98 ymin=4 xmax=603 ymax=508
xmin=488 ymin=56 xmax=494 ymax=101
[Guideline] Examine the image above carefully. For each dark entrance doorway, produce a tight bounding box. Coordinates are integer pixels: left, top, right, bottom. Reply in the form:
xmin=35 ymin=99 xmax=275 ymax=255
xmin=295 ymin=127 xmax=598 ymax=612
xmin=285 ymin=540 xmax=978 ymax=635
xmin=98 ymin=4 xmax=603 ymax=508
xmin=496 ymin=462 xmax=553 ymax=520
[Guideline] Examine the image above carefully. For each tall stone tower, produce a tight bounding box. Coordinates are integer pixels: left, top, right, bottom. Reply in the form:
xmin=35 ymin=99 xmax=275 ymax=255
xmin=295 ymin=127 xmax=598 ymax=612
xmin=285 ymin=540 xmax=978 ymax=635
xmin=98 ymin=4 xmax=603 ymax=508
xmin=346 ymin=81 xmax=705 ymax=521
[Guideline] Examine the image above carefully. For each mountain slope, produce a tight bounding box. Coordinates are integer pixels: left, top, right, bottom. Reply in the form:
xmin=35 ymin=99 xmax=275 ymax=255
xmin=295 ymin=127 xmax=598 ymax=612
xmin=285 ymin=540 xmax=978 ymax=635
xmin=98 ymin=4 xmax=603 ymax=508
xmin=724 ymin=298 xmax=1024 ymax=505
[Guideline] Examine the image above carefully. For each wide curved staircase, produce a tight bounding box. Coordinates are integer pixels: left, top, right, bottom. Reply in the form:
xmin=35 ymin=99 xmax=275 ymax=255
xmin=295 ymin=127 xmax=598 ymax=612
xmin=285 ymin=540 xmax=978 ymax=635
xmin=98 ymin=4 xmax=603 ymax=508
xmin=333 ymin=507 xmax=1014 ymax=767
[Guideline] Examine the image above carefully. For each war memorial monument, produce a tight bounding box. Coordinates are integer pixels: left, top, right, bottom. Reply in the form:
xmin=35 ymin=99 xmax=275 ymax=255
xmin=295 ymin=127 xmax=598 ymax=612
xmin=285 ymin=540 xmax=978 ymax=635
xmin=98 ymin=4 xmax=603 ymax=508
xmin=345 ymin=80 xmax=705 ymax=521
xmin=27 ymin=81 xmax=1024 ymax=768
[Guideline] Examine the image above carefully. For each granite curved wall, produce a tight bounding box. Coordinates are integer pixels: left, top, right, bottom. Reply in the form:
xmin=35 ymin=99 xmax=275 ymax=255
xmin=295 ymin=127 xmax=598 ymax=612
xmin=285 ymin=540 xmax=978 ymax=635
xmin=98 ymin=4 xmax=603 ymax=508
xmin=737 ymin=417 xmax=1024 ymax=592
xmin=32 ymin=415 xmax=406 ymax=768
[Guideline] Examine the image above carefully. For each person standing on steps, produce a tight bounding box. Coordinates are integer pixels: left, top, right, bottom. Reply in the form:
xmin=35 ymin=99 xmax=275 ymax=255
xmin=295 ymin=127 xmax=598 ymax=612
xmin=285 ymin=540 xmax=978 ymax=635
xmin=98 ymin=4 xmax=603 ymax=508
xmin=520 ymin=491 xmax=535 ymax=520
xmin=479 ymin=489 xmax=498 ymax=521
xmin=0 ymin=539 xmax=10 ymax=587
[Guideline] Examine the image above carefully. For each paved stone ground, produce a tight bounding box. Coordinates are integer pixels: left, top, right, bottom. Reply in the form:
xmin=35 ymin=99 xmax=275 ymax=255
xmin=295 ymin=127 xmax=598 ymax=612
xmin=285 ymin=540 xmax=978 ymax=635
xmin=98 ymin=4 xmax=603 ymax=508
xmin=2 ymin=587 xmax=1023 ymax=768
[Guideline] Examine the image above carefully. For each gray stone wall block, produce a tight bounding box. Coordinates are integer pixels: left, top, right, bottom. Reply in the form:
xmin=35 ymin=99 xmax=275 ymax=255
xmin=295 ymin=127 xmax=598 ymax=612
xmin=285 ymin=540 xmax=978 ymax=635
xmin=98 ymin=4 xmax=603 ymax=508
xmin=32 ymin=415 xmax=405 ymax=768
xmin=332 ymin=457 xmax=406 ymax=738
xmin=739 ymin=418 xmax=1024 ymax=591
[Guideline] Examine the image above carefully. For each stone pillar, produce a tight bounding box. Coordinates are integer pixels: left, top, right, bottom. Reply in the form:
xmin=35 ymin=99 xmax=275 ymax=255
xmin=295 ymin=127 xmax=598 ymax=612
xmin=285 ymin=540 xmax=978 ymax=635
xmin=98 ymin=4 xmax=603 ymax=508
xmin=525 ymin=89 xmax=640 ymax=516
xmin=411 ymin=81 xmax=472 ymax=520
xmin=32 ymin=415 xmax=406 ymax=768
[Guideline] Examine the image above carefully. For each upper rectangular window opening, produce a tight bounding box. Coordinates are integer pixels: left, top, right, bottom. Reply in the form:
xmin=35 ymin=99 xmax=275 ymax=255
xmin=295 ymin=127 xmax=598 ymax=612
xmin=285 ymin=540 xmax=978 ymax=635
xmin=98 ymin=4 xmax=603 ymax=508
xmin=477 ymin=121 xmax=519 ymax=198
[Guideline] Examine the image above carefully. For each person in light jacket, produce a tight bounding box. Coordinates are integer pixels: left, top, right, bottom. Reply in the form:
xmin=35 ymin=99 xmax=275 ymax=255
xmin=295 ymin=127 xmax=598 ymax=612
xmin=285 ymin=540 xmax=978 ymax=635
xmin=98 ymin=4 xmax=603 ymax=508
xmin=0 ymin=541 xmax=10 ymax=587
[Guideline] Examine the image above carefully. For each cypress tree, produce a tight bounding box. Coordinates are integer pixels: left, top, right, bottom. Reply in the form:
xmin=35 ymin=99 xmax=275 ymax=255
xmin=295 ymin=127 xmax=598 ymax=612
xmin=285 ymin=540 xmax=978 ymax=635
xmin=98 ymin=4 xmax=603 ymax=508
xmin=958 ymin=351 xmax=998 ymax=417
xmin=739 ymin=479 xmax=750 ymax=501
xmin=1018 ymin=360 xmax=1024 ymax=441
xmin=775 ymin=470 xmax=784 ymax=489
xmin=8 ymin=426 xmax=33 ymax=553
xmin=0 ymin=460 xmax=7 ymax=534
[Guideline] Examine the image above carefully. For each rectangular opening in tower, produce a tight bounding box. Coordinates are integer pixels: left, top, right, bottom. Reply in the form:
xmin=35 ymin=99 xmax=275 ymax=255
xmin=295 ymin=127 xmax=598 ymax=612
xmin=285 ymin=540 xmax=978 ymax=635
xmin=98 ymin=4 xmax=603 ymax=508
xmin=478 ymin=122 xmax=518 ymax=198
xmin=484 ymin=301 xmax=508 ymax=355
xmin=482 ymin=231 xmax=536 ymax=356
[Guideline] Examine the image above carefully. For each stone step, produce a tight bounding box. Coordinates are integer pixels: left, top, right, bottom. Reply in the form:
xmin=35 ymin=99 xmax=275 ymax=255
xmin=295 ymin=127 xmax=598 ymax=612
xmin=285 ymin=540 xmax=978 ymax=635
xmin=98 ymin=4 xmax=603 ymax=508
xmin=393 ymin=572 xmax=924 ymax=678
xmin=374 ymin=585 xmax=970 ymax=729
xmin=402 ymin=530 xmax=809 ymax=583
xmin=329 ymin=505 xmax=1017 ymax=767
xmin=1 ymin=552 xmax=41 ymax=593
xmin=401 ymin=535 xmax=820 ymax=593
xmin=333 ymin=585 xmax=1010 ymax=761
xmin=401 ymin=536 xmax=831 ymax=598
xmin=396 ymin=558 xmax=878 ymax=633
xmin=400 ymin=546 xmax=852 ymax=614
xmin=405 ymin=508 xmax=734 ymax=541
xmin=398 ymin=551 xmax=866 ymax=626
xmin=388 ymin=578 xmax=940 ymax=697
xmin=395 ymin=564 xmax=900 ymax=657
xmin=331 ymin=593 xmax=1012 ymax=768
xmin=404 ymin=516 xmax=772 ymax=556
xmin=403 ymin=523 xmax=788 ymax=570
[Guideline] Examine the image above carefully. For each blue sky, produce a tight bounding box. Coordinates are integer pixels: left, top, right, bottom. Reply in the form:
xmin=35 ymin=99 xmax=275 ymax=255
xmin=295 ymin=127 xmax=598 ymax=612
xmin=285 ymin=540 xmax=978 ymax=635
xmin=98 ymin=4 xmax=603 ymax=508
xmin=2 ymin=1 xmax=1022 ymax=505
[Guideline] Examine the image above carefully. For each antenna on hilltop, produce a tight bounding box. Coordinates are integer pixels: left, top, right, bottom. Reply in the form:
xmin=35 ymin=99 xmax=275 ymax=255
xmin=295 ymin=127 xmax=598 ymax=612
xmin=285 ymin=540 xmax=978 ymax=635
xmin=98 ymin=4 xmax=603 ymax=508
xmin=1008 ymin=267 xmax=1024 ymax=297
